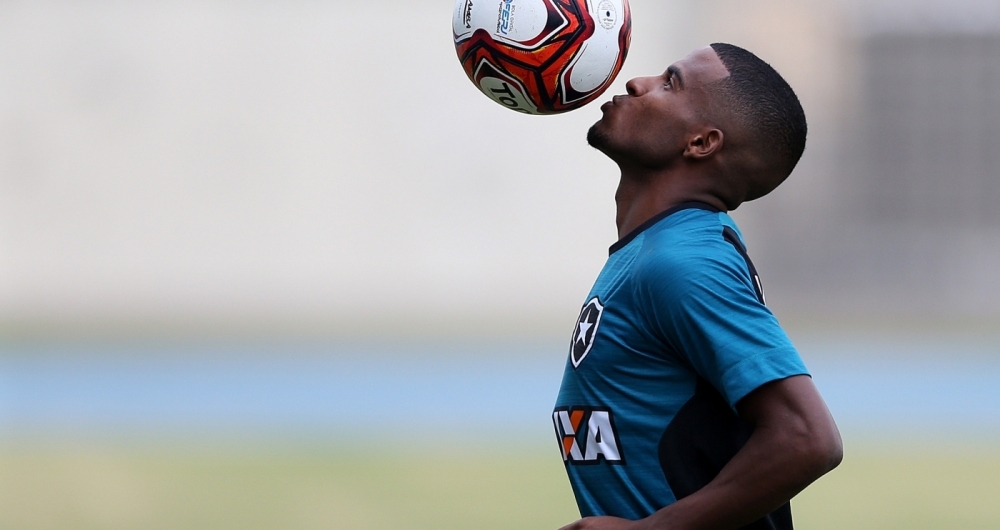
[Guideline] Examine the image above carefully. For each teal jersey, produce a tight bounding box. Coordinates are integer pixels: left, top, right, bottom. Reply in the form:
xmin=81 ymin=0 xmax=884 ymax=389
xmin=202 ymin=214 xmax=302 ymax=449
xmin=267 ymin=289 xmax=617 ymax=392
xmin=553 ymin=203 xmax=807 ymax=529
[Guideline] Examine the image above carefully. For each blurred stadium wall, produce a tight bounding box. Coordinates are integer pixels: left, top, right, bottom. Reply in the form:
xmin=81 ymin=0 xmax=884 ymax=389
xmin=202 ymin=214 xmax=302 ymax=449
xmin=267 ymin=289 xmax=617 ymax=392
xmin=711 ymin=0 xmax=1000 ymax=326
xmin=2 ymin=0 xmax=999 ymax=340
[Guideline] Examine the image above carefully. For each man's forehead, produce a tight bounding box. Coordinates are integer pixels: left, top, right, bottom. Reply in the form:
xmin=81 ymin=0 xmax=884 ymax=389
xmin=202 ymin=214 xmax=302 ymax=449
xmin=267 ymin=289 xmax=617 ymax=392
xmin=671 ymin=46 xmax=729 ymax=87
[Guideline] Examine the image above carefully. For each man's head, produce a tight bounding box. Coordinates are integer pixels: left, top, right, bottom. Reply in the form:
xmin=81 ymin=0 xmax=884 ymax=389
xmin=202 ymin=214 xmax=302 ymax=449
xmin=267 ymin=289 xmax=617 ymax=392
xmin=587 ymin=43 xmax=807 ymax=209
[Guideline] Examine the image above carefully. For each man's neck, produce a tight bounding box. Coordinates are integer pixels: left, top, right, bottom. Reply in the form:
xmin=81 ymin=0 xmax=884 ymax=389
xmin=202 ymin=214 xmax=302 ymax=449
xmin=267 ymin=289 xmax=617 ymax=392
xmin=614 ymin=171 xmax=727 ymax=239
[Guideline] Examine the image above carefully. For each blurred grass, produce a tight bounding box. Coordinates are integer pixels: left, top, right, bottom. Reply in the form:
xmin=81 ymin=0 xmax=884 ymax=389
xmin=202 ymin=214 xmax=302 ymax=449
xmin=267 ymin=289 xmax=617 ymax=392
xmin=793 ymin=443 xmax=1000 ymax=529
xmin=1 ymin=440 xmax=999 ymax=529
xmin=0 ymin=440 xmax=579 ymax=530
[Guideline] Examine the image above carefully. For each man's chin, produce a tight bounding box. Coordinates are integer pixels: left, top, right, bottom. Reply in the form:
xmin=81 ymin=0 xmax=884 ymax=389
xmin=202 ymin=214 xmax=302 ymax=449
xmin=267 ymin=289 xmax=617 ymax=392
xmin=588 ymin=123 xmax=626 ymax=164
xmin=586 ymin=123 xmax=610 ymax=151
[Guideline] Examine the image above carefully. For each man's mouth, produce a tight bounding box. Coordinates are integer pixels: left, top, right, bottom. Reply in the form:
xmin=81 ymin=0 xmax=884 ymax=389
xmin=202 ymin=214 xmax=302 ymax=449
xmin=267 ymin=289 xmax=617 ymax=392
xmin=601 ymin=95 xmax=626 ymax=111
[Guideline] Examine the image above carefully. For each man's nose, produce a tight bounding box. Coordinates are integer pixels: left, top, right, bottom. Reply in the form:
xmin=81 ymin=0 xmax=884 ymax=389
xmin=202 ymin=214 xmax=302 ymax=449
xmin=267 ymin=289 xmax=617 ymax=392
xmin=625 ymin=76 xmax=652 ymax=96
xmin=625 ymin=77 xmax=641 ymax=96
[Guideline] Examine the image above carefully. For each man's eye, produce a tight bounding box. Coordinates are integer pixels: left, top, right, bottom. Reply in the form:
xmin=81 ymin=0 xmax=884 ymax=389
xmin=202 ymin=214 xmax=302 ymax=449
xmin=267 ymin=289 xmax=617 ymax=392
xmin=664 ymin=77 xmax=673 ymax=88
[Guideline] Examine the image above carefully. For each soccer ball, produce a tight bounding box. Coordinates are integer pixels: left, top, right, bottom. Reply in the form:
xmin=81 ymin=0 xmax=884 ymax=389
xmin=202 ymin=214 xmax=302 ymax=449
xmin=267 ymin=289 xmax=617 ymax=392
xmin=453 ymin=0 xmax=631 ymax=115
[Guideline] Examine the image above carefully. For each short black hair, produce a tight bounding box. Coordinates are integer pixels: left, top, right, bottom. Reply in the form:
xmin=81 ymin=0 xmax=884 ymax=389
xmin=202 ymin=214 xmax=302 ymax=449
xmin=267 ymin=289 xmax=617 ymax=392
xmin=709 ymin=43 xmax=807 ymax=201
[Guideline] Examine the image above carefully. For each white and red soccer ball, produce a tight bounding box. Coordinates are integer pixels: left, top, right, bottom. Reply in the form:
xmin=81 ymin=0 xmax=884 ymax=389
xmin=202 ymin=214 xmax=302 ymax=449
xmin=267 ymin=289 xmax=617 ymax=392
xmin=453 ymin=0 xmax=631 ymax=115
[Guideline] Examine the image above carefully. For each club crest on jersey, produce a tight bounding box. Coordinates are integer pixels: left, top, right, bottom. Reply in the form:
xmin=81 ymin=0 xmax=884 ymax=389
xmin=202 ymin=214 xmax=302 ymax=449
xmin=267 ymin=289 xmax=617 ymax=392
xmin=570 ymin=297 xmax=604 ymax=368
xmin=552 ymin=407 xmax=624 ymax=465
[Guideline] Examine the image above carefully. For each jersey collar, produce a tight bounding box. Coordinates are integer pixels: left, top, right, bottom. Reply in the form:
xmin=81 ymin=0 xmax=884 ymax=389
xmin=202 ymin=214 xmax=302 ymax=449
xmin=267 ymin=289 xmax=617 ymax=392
xmin=608 ymin=202 xmax=721 ymax=256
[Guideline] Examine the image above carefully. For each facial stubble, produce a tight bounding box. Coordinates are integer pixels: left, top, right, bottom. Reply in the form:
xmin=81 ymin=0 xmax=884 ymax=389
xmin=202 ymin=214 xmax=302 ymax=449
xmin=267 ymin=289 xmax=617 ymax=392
xmin=586 ymin=121 xmax=611 ymax=151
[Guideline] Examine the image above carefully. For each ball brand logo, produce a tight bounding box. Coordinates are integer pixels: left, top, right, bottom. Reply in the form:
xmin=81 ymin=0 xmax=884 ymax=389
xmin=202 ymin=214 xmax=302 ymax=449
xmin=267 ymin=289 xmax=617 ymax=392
xmin=553 ymin=407 xmax=624 ymax=464
xmin=462 ymin=0 xmax=474 ymax=29
xmin=496 ymin=0 xmax=515 ymax=35
xmin=597 ymin=0 xmax=617 ymax=29
xmin=570 ymin=297 xmax=604 ymax=368
xmin=474 ymin=59 xmax=537 ymax=113
xmin=489 ymin=82 xmax=524 ymax=110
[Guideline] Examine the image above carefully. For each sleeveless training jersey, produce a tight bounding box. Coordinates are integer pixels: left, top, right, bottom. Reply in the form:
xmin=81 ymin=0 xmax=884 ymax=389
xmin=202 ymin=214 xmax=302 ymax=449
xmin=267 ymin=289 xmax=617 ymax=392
xmin=553 ymin=203 xmax=808 ymax=529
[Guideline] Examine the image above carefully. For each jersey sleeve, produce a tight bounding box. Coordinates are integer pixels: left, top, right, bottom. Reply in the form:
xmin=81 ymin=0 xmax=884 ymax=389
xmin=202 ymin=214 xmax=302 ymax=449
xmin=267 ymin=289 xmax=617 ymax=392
xmin=635 ymin=246 xmax=809 ymax=407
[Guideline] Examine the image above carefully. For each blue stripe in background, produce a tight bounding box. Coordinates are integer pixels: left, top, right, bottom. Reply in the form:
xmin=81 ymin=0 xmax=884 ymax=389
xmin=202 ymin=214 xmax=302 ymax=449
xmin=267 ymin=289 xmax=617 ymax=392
xmin=1 ymin=336 xmax=998 ymax=441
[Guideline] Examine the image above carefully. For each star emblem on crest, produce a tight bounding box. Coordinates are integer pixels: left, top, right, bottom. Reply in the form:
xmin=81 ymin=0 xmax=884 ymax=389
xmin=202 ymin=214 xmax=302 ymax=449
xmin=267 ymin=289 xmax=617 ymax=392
xmin=570 ymin=297 xmax=604 ymax=368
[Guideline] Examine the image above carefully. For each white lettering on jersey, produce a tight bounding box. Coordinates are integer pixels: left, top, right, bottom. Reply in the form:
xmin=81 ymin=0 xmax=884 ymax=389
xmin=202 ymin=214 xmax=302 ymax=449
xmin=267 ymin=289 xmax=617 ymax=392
xmin=584 ymin=410 xmax=622 ymax=461
xmin=552 ymin=407 xmax=624 ymax=465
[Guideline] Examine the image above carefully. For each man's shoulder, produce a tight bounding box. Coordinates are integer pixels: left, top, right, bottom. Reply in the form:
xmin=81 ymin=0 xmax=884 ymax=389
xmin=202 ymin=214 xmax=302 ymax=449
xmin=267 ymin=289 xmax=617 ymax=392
xmin=633 ymin=210 xmax=751 ymax=295
xmin=636 ymin=210 xmax=733 ymax=268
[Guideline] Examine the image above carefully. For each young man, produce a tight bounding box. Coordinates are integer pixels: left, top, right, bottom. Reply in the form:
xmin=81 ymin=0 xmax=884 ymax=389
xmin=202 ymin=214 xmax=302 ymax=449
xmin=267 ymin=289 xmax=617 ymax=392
xmin=552 ymin=44 xmax=843 ymax=530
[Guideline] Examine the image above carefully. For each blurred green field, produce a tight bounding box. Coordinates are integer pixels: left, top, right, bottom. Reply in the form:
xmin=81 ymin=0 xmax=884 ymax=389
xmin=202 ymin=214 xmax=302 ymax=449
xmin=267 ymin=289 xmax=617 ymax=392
xmin=1 ymin=440 xmax=999 ymax=530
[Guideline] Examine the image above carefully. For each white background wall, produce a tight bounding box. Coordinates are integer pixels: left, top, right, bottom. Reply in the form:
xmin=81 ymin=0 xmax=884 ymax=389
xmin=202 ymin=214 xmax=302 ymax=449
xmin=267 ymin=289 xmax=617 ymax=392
xmin=0 ymin=1 xmax=699 ymax=336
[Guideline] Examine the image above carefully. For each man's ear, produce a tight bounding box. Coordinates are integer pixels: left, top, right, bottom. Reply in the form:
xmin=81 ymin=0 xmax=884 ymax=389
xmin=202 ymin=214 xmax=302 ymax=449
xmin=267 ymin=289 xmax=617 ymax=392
xmin=683 ymin=128 xmax=724 ymax=160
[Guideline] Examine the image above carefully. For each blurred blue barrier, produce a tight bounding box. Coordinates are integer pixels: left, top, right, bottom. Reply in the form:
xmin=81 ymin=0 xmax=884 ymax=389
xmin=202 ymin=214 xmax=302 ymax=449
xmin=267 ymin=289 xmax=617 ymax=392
xmin=1 ymin=337 xmax=998 ymax=442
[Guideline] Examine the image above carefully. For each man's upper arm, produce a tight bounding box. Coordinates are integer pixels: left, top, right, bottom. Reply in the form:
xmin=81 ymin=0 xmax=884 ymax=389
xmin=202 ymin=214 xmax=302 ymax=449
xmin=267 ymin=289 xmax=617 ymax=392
xmin=737 ymin=375 xmax=844 ymax=469
xmin=636 ymin=248 xmax=808 ymax=407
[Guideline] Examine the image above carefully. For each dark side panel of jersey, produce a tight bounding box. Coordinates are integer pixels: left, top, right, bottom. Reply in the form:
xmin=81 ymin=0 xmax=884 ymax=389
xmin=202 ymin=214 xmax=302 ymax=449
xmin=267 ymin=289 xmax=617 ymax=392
xmin=659 ymin=378 xmax=793 ymax=530
xmin=553 ymin=203 xmax=808 ymax=527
